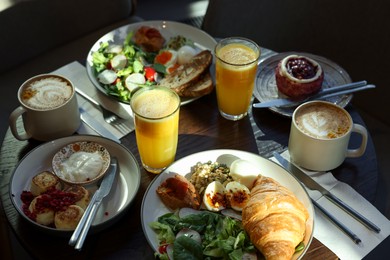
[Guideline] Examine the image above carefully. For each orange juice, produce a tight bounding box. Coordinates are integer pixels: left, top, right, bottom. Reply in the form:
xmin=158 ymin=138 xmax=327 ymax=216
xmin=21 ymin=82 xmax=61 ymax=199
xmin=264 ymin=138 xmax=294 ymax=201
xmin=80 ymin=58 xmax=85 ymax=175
xmin=215 ymin=38 xmax=260 ymax=120
xmin=130 ymin=86 xmax=180 ymax=173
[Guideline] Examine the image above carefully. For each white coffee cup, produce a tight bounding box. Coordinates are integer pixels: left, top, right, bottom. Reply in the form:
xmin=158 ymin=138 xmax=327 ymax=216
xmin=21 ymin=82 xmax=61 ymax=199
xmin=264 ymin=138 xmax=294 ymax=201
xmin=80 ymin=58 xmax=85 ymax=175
xmin=288 ymin=100 xmax=368 ymax=171
xmin=9 ymin=74 xmax=81 ymax=141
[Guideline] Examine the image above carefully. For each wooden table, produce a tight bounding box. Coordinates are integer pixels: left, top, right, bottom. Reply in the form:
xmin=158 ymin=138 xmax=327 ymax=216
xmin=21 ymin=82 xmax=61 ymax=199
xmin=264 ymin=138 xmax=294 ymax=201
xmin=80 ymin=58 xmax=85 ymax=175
xmin=0 ymin=82 xmax=380 ymax=259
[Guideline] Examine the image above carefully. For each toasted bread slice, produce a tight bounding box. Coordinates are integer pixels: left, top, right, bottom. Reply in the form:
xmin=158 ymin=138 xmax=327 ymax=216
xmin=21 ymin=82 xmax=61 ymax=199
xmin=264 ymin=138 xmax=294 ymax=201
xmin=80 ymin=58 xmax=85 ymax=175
xmin=158 ymin=50 xmax=213 ymax=94
xmin=156 ymin=174 xmax=201 ymax=210
xmin=180 ymin=72 xmax=214 ymax=97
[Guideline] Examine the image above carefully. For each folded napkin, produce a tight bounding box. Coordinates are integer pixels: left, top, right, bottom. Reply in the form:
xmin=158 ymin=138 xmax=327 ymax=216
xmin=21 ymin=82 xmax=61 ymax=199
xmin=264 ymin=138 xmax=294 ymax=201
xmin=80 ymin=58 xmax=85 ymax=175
xmin=52 ymin=61 xmax=134 ymax=140
xmin=272 ymin=151 xmax=390 ymax=260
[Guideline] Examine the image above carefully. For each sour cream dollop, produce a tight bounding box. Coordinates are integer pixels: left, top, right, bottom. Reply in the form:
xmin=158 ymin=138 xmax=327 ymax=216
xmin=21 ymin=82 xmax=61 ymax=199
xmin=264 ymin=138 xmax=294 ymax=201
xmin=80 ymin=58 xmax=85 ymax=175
xmin=59 ymin=151 xmax=103 ymax=182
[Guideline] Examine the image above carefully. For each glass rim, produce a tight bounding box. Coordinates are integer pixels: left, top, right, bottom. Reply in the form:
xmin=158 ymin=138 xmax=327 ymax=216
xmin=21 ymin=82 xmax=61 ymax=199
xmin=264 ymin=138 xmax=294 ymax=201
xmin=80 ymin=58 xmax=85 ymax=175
xmin=215 ymin=36 xmax=261 ymax=66
xmin=130 ymin=86 xmax=180 ymax=120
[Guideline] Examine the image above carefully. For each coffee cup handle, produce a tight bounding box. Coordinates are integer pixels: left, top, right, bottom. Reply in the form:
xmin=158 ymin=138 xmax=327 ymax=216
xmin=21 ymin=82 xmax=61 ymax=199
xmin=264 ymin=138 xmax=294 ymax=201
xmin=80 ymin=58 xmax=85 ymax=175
xmin=9 ymin=106 xmax=31 ymax=140
xmin=346 ymin=123 xmax=368 ymax=158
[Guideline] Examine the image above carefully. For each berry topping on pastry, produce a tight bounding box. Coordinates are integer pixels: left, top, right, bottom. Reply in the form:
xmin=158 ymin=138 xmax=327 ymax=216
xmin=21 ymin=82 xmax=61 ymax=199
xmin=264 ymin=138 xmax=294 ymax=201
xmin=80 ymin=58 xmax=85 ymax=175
xmin=275 ymin=55 xmax=324 ymax=99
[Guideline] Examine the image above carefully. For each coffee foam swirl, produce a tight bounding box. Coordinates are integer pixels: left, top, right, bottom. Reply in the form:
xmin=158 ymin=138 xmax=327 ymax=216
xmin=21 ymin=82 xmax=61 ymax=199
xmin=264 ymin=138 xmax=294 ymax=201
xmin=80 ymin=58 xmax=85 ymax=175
xmin=295 ymin=103 xmax=350 ymax=139
xmin=22 ymin=77 xmax=73 ymax=110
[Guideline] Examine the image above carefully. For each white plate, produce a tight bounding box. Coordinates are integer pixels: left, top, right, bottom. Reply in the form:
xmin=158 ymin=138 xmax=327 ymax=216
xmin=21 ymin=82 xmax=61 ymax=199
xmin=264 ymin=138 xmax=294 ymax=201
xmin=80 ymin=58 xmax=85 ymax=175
xmin=141 ymin=149 xmax=314 ymax=259
xmin=9 ymin=135 xmax=141 ymax=235
xmin=86 ymin=20 xmax=218 ymax=106
xmin=253 ymin=52 xmax=353 ymax=117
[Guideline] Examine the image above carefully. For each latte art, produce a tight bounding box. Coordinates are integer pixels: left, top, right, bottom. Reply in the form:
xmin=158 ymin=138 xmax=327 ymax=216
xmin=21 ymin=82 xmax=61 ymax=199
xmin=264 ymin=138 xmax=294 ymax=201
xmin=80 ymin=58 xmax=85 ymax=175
xmin=295 ymin=103 xmax=350 ymax=139
xmin=21 ymin=77 xmax=73 ymax=110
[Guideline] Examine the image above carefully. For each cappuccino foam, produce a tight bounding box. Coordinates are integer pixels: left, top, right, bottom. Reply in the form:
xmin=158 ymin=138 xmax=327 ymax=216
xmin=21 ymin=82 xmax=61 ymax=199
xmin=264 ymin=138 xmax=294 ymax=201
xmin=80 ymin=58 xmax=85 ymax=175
xmin=295 ymin=103 xmax=351 ymax=139
xmin=131 ymin=88 xmax=179 ymax=118
xmin=21 ymin=77 xmax=73 ymax=110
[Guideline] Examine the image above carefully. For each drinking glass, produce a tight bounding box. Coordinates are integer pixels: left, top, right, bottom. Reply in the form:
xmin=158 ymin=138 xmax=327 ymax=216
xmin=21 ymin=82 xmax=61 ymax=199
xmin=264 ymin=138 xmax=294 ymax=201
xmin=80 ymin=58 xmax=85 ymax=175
xmin=130 ymin=86 xmax=180 ymax=174
xmin=215 ymin=37 xmax=260 ymax=120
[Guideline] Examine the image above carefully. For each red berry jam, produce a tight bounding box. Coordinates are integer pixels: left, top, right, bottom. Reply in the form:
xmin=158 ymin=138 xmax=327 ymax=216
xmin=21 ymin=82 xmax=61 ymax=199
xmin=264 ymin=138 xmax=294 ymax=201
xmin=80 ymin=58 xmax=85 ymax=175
xmin=286 ymin=57 xmax=318 ymax=80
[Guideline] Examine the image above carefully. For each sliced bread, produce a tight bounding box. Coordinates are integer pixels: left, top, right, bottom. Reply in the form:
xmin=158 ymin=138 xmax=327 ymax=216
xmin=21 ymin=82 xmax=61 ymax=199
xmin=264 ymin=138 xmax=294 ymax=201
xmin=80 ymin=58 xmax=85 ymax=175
xmin=180 ymin=72 xmax=214 ymax=97
xmin=158 ymin=50 xmax=213 ymax=94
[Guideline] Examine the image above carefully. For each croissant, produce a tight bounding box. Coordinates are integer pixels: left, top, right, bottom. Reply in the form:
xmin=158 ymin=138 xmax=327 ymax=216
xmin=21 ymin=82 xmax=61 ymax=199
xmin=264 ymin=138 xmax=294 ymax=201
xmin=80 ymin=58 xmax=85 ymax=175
xmin=242 ymin=175 xmax=309 ymax=260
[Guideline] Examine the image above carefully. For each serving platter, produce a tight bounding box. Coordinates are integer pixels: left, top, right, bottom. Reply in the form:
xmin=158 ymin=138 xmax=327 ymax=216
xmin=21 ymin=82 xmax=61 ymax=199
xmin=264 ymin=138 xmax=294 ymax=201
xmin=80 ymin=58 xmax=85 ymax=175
xmin=9 ymin=135 xmax=141 ymax=235
xmin=86 ymin=20 xmax=218 ymax=106
xmin=253 ymin=52 xmax=353 ymax=117
xmin=141 ymin=149 xmax=315 ymax=259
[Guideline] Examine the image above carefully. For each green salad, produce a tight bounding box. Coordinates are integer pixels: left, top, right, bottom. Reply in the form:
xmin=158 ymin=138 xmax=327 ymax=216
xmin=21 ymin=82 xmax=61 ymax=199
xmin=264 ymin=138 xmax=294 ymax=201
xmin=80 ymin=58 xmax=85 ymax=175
xmin=149 ymin=210 xmax=256 ymax=260
xmin=91 ymin=32 xmax=196 ymax=103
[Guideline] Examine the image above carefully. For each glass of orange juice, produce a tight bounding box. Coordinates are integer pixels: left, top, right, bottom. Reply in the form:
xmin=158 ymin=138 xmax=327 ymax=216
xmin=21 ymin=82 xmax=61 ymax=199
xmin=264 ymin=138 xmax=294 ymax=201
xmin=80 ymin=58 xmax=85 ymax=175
xmin=215 ymin=37 xmax=260 ymax=120
xmin=130 ymin=86 xmax=180 ymax=174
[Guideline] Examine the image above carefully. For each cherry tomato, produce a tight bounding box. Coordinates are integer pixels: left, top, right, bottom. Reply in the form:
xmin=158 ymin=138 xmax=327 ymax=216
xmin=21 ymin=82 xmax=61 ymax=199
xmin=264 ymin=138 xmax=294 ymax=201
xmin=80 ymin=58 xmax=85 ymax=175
xmin=144 ymin=67 xmax=156 ymax=82
xmin=158 ymin=244 xmax=168 ymax=254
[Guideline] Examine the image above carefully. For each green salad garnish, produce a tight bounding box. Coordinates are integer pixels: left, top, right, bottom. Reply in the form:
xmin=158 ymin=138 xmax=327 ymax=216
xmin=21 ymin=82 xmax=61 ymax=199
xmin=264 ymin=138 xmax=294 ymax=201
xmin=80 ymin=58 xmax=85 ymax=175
xmin=150 ymin=211 xmax=256 ymax=260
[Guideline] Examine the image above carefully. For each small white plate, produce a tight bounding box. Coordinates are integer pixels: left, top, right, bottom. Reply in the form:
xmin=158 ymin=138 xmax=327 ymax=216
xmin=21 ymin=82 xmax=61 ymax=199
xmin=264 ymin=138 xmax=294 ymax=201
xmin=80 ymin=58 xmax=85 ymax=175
xmin=86 ymin=20 xmax=218 ymax=106
xmin=52 ymin=141 xmax=111 ymax=185
xmin=141 ymin=149 xmax=314 ymax=260
xmin=254 ymin=52 xmax=353 ymax=117
xmin=9 ymin=135 xmax=141 ymax=235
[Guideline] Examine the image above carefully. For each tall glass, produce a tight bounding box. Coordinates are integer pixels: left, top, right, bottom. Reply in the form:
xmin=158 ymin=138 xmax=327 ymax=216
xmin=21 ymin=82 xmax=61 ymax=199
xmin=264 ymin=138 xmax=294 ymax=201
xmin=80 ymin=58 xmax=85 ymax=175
xmin=130 ymin=86 xmax=180 ymax=174
xmin=215 ymin=37 xmax=260 ymax=120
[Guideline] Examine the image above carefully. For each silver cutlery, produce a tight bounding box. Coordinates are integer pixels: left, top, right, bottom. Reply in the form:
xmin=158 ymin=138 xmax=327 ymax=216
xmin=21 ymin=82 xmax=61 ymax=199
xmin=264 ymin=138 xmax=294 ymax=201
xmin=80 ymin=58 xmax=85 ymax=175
xmin=273 ymin=152 xmax=381 ymax=232
xmin=75 ymin=87 xmax=123 ymax=124
xmin=79 ymin=107 xmax=121 ymax=143
xmin=311 ymin=199 xmax=362 ymax=244
xmin=253 ymin=81 xmax=374 ymax=108
xmin=69 ymin=158 xmax=118 ymax=250
xmin=272 ymin=152 xmax=362 ymax=244
xmin=272 ymin=152 xmax=381 ymax=233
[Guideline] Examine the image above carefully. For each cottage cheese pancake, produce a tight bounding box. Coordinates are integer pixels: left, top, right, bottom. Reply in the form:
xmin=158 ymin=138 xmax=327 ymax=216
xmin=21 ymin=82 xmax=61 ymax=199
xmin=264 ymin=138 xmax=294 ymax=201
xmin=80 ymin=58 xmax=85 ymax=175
xmin=295 ymin=102 xmax=351 ymax=139
xmin=21 ymin=76 xmax=73 ymax=110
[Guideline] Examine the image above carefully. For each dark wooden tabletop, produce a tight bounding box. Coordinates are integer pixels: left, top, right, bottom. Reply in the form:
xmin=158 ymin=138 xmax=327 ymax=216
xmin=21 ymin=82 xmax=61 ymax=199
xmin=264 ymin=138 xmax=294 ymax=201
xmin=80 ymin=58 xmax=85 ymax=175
xmin=0 ymin=83 xmax=381 ymax=259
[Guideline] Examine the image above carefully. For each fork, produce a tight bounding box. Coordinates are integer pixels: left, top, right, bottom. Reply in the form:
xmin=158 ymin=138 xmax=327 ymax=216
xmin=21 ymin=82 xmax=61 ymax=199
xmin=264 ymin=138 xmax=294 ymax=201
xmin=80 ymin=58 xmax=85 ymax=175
xmin=75 ymin=87 xmax=122 ymax=124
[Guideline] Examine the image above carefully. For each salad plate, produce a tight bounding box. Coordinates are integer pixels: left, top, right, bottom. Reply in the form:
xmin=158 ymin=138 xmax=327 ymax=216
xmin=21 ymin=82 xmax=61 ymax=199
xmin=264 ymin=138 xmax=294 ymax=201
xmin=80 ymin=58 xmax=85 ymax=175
xmin=253 ymin=52 xmax=353 ymax=117
xmin=141 ymin=149 xmax=314 ymax=259
xmin=9 ymin=135 xmax=141 ymax=235
xmin=86 ymin=20 xmax=218 ymax=106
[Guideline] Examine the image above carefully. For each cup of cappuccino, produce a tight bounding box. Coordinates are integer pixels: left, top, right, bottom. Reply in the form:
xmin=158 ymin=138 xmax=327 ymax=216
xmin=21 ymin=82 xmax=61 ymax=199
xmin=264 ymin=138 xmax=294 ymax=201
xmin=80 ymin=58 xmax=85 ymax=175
xmin=9 ymin=74 xmax=81 ymax=141
xmin=288 ymin=100 xmax=368 ymax=171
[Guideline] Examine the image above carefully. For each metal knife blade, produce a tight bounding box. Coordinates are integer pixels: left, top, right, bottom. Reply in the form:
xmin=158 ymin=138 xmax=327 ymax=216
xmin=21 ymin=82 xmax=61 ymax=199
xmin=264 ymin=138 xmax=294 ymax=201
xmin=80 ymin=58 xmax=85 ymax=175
xmin=253 ymin=82 xmax=374 ymax=108
xmin=69 ymin=157 xmax=118 ymax=248
xmin=79 ymin=107 xmax=120 ymax=143
xmin=272 ymin=152 xmax=380 ymax=233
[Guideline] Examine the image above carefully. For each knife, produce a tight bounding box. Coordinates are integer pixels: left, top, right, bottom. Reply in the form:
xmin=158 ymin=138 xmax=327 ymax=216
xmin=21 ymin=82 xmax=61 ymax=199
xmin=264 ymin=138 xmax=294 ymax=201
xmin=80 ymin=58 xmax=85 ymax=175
xmin=69 ymin=157 xmax=118 ymax=249
xmin=79 ymin=107 xmax=120 ymax=143
xmin=253 ymin=81 xmax=374 ymax=108
xmin=272 ymin=152 xmax=381 ymax=233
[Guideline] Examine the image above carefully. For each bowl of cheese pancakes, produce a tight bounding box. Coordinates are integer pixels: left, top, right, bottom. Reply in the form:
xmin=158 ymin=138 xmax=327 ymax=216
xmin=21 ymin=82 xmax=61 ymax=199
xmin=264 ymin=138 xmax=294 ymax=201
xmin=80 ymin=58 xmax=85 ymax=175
xmin=15 ymin=141 xmax=111 ymax=232
xmin=21 ymin=171 xmax=91 ymax=231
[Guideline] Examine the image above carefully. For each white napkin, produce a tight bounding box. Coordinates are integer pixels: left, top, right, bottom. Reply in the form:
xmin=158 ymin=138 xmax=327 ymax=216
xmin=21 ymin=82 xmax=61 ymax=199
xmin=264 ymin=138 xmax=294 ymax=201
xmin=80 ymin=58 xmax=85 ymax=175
xmin=52 ymin=61 xmax=134 ymax=140
xmin=272 ymin=151 xmax=390 ymax=260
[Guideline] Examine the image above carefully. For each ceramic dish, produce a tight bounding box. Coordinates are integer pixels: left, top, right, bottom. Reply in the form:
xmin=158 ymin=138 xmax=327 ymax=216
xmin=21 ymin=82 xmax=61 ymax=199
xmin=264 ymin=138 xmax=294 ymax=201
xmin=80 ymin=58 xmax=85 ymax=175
xmin=9 ymin=135 xmax=141 ymax=235
xmin=141 ymin=149 xmax=314 ymax=260
xmin=253 ymin=52 xmax=352 ymax=117
xmin=86 ymin=20 xmax=218 ymax=106
xmin=52 ymin=141 xmax=111 ymax=185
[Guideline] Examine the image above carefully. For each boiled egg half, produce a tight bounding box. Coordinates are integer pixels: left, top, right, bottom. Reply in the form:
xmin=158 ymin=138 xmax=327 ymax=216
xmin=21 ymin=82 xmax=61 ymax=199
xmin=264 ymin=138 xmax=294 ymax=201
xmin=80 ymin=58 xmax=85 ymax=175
xmin=177 ymin=45 xmax=197 ymax=65
xmin=154 ymin=49 xmax=178 ymax=67
xmin=225 ymin=181 xmax=251 ymax=211
xmin=203 ymin=181 xmax=226 ymax=212
xmin=229 ymin=159 xmax=261 ymax=190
